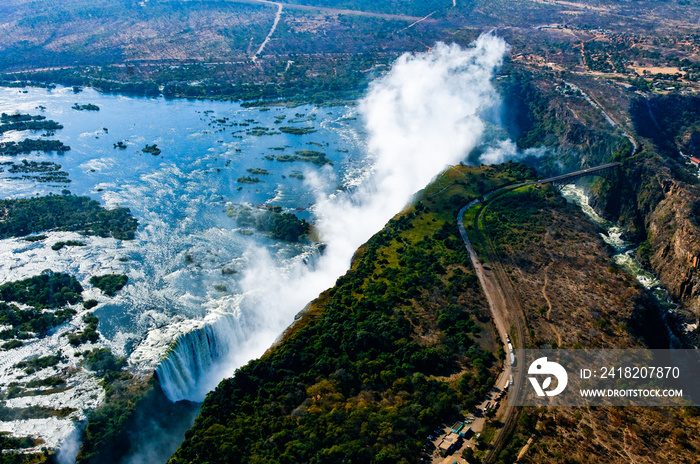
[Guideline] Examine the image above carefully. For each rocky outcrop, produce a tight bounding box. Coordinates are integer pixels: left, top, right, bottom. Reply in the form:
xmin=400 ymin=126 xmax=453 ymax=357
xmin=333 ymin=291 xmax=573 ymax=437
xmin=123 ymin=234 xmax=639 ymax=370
xmin=646 ymin=179 xmax=700 ymax=316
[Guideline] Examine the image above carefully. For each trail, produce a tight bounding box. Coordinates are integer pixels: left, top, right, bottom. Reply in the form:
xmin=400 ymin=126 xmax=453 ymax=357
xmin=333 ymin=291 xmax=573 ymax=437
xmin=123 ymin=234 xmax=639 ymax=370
xmin=229 ymin=0 xmax=421 ymax=21
xmin=542 ymin=262 xmax=563 ymax=347
xmin=397 ymin=10 xmax=437 ymax=32
xmin=565 ymin=81 xmax=638 ymax=153
xmin=252 ymin=1 xmax=283 ymax=62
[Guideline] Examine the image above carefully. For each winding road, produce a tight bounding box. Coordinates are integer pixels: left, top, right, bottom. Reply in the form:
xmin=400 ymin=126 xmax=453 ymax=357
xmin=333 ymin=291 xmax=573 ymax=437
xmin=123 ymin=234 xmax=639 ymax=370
xmin=454 ymin=162 xmax=620 ymax=461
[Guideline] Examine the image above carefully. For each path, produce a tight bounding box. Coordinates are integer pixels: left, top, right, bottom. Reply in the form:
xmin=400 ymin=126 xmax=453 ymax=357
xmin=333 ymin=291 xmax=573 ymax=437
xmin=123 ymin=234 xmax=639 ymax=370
xmin=252 ymin=1 xmax=283 ymax=62
xmin=229 ymin=0 xmax=421 ymax=21
xmin=397 ymin=10 xmax=437 ymax=32
xmin=564 ymin=81 xmax=638 ymax=153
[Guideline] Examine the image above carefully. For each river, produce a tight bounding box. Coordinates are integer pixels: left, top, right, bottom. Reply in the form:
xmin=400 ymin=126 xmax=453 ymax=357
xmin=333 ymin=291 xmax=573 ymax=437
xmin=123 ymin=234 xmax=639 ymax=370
xmin=0 ymin=84 xmax=369 ymax=452
xmin=560 ymin=184 xmax=696 ymax=346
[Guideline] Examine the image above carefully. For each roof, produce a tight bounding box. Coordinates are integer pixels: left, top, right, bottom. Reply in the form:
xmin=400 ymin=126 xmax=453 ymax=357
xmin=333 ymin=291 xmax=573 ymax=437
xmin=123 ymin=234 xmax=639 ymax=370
xmin=437 ymin=433 xmax=460 ymax=451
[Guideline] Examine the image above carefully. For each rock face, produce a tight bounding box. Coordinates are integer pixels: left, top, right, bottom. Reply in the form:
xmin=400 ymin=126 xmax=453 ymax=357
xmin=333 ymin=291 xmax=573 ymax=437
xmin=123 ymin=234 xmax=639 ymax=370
xmin=646 ymin=178 xmax=700 ymax=316
xmin=590 ymin=150 xmax=700 ymax=320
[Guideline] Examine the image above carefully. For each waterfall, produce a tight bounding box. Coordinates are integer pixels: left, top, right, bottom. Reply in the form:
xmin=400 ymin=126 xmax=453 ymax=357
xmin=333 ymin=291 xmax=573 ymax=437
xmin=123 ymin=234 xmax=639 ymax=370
xmin=153 ymin=35 xmax=512 ymax=404
xmin=155 ymin=313 xmax=246 ymax=402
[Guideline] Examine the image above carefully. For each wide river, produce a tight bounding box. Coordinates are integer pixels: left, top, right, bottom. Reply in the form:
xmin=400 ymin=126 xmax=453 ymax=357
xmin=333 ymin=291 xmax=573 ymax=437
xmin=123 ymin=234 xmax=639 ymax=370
xmin=0 ymin=84 xmax=369 ymax=452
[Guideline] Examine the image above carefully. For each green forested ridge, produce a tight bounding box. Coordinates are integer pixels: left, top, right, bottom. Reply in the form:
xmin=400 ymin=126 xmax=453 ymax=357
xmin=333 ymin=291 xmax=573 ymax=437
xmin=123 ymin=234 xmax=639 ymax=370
xmin=0 ymin=195 xmax=138 ymax=240
xmin=169 ymin=163 xmax=536 ymax=464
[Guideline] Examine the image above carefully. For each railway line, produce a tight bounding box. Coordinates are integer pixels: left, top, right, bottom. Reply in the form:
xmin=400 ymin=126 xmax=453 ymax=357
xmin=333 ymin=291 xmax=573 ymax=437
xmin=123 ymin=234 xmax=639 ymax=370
xmin=454 ymin=162 xmax=620 ymax=461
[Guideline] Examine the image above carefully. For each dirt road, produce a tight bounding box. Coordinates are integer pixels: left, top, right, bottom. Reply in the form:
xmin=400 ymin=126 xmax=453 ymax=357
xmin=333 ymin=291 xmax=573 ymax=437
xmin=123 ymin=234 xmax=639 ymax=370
xmin=457 ymin=187 xmax=528 ymax=463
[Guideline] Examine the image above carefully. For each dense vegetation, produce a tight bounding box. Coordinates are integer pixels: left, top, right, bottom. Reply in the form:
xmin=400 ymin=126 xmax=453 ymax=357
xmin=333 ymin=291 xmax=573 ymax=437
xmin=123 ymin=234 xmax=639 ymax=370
xmin=0 ymin=405 xmax=76 ymax=420
xmin=0 ymin=302 xmax=76 ymax=340
xmin=0 ymin=432 xmax=42 ymax=450
xmin=71 ymin=103 xmax=100 ymax=111
xmin=237 ymin=176 xmax=262 ymax=184
xmin=0 ymin=139 xmax=71 ymax=156
xmin=0 ymin=113 xmax=62 ymax=135
xmin=142 ymin=144 xmax=161 ymax=155
xmin=82 ymin=348 xmax=126 ymax=374
xmin=170 ymin=163 xmax=536 ymax=464
xmin=0 ymin=272 xmax=81 ymax=340
xmin=16 ymin=355 xmax=62 ymax=374
xmin=0 ymin=195 xmax=138 ymax=240
xmin=0 ymin=272 xmax=82 ymax=310
xmin=51 ymin=240 xmax=85 ymax=251
xmin=68 ymin=313 xmax=100 ymax=346
xmin=4 ymin=159 xmax=71 ymax=183
xmin=270 ymin=150 xmax=332 ymax=166
xmin=89 ymin=274 xmax=128 ymax=296
xmin=227 ymin=206 xmax=311 ymax=242
xmin=279 ymin=126 xmax=316 ymax=135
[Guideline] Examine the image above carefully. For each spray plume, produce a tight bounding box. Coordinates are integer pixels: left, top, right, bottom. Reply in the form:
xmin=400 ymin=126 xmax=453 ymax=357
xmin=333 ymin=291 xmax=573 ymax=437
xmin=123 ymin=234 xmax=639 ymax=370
xmin=161 ymin=33 xmax=509 ymax=401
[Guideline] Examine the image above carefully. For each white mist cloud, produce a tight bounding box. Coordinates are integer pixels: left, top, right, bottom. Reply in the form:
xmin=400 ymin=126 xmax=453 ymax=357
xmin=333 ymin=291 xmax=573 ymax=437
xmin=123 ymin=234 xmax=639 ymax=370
xmin=479 ymin=139 xmax=547 ymax=165
xmin=56 ymin=424 xmax=83 ymax=464
xmin=318 ymin=35 xmax=508 ymax=256
xmin=168 ymin=33 xmax=510 ymax=401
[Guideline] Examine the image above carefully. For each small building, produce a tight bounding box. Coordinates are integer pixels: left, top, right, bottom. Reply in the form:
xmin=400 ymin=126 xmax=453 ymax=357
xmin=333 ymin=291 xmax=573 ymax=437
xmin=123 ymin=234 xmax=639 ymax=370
xmin=691 ymin=157 xmax=700 ymax=167
xmin=437 ymin=432 xmax=462 ymax=456
xmin=459 ymin=426 xmax=472 ymax=438
xmin=450 ymin=422 xmax=464 ymax=434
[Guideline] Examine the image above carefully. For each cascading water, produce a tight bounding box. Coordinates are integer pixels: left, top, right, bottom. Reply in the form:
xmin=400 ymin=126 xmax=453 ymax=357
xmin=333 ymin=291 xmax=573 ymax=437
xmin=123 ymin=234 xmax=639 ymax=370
xmin=152 ymin=34 xmax=512 ymax=406
xmin=560 ymin=184 xmax=692 ymax=348
xmin=155 ymin=313 xmax=246 ymax=402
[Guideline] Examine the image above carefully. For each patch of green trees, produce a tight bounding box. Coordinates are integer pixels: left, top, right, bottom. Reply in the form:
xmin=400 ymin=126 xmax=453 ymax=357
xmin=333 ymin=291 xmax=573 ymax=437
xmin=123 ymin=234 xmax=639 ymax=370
xmin=229 ymin=206 xmax=311 ymax=242
xmin=0 ymin=195 xmax=138 ymax=240
xmin=0 ymin=113 xmax=63 ymax=135
xmin=0 ymin=139 xmax=71 ymax=156
xmin=89 ymin=274 xmax=128 ymax=296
